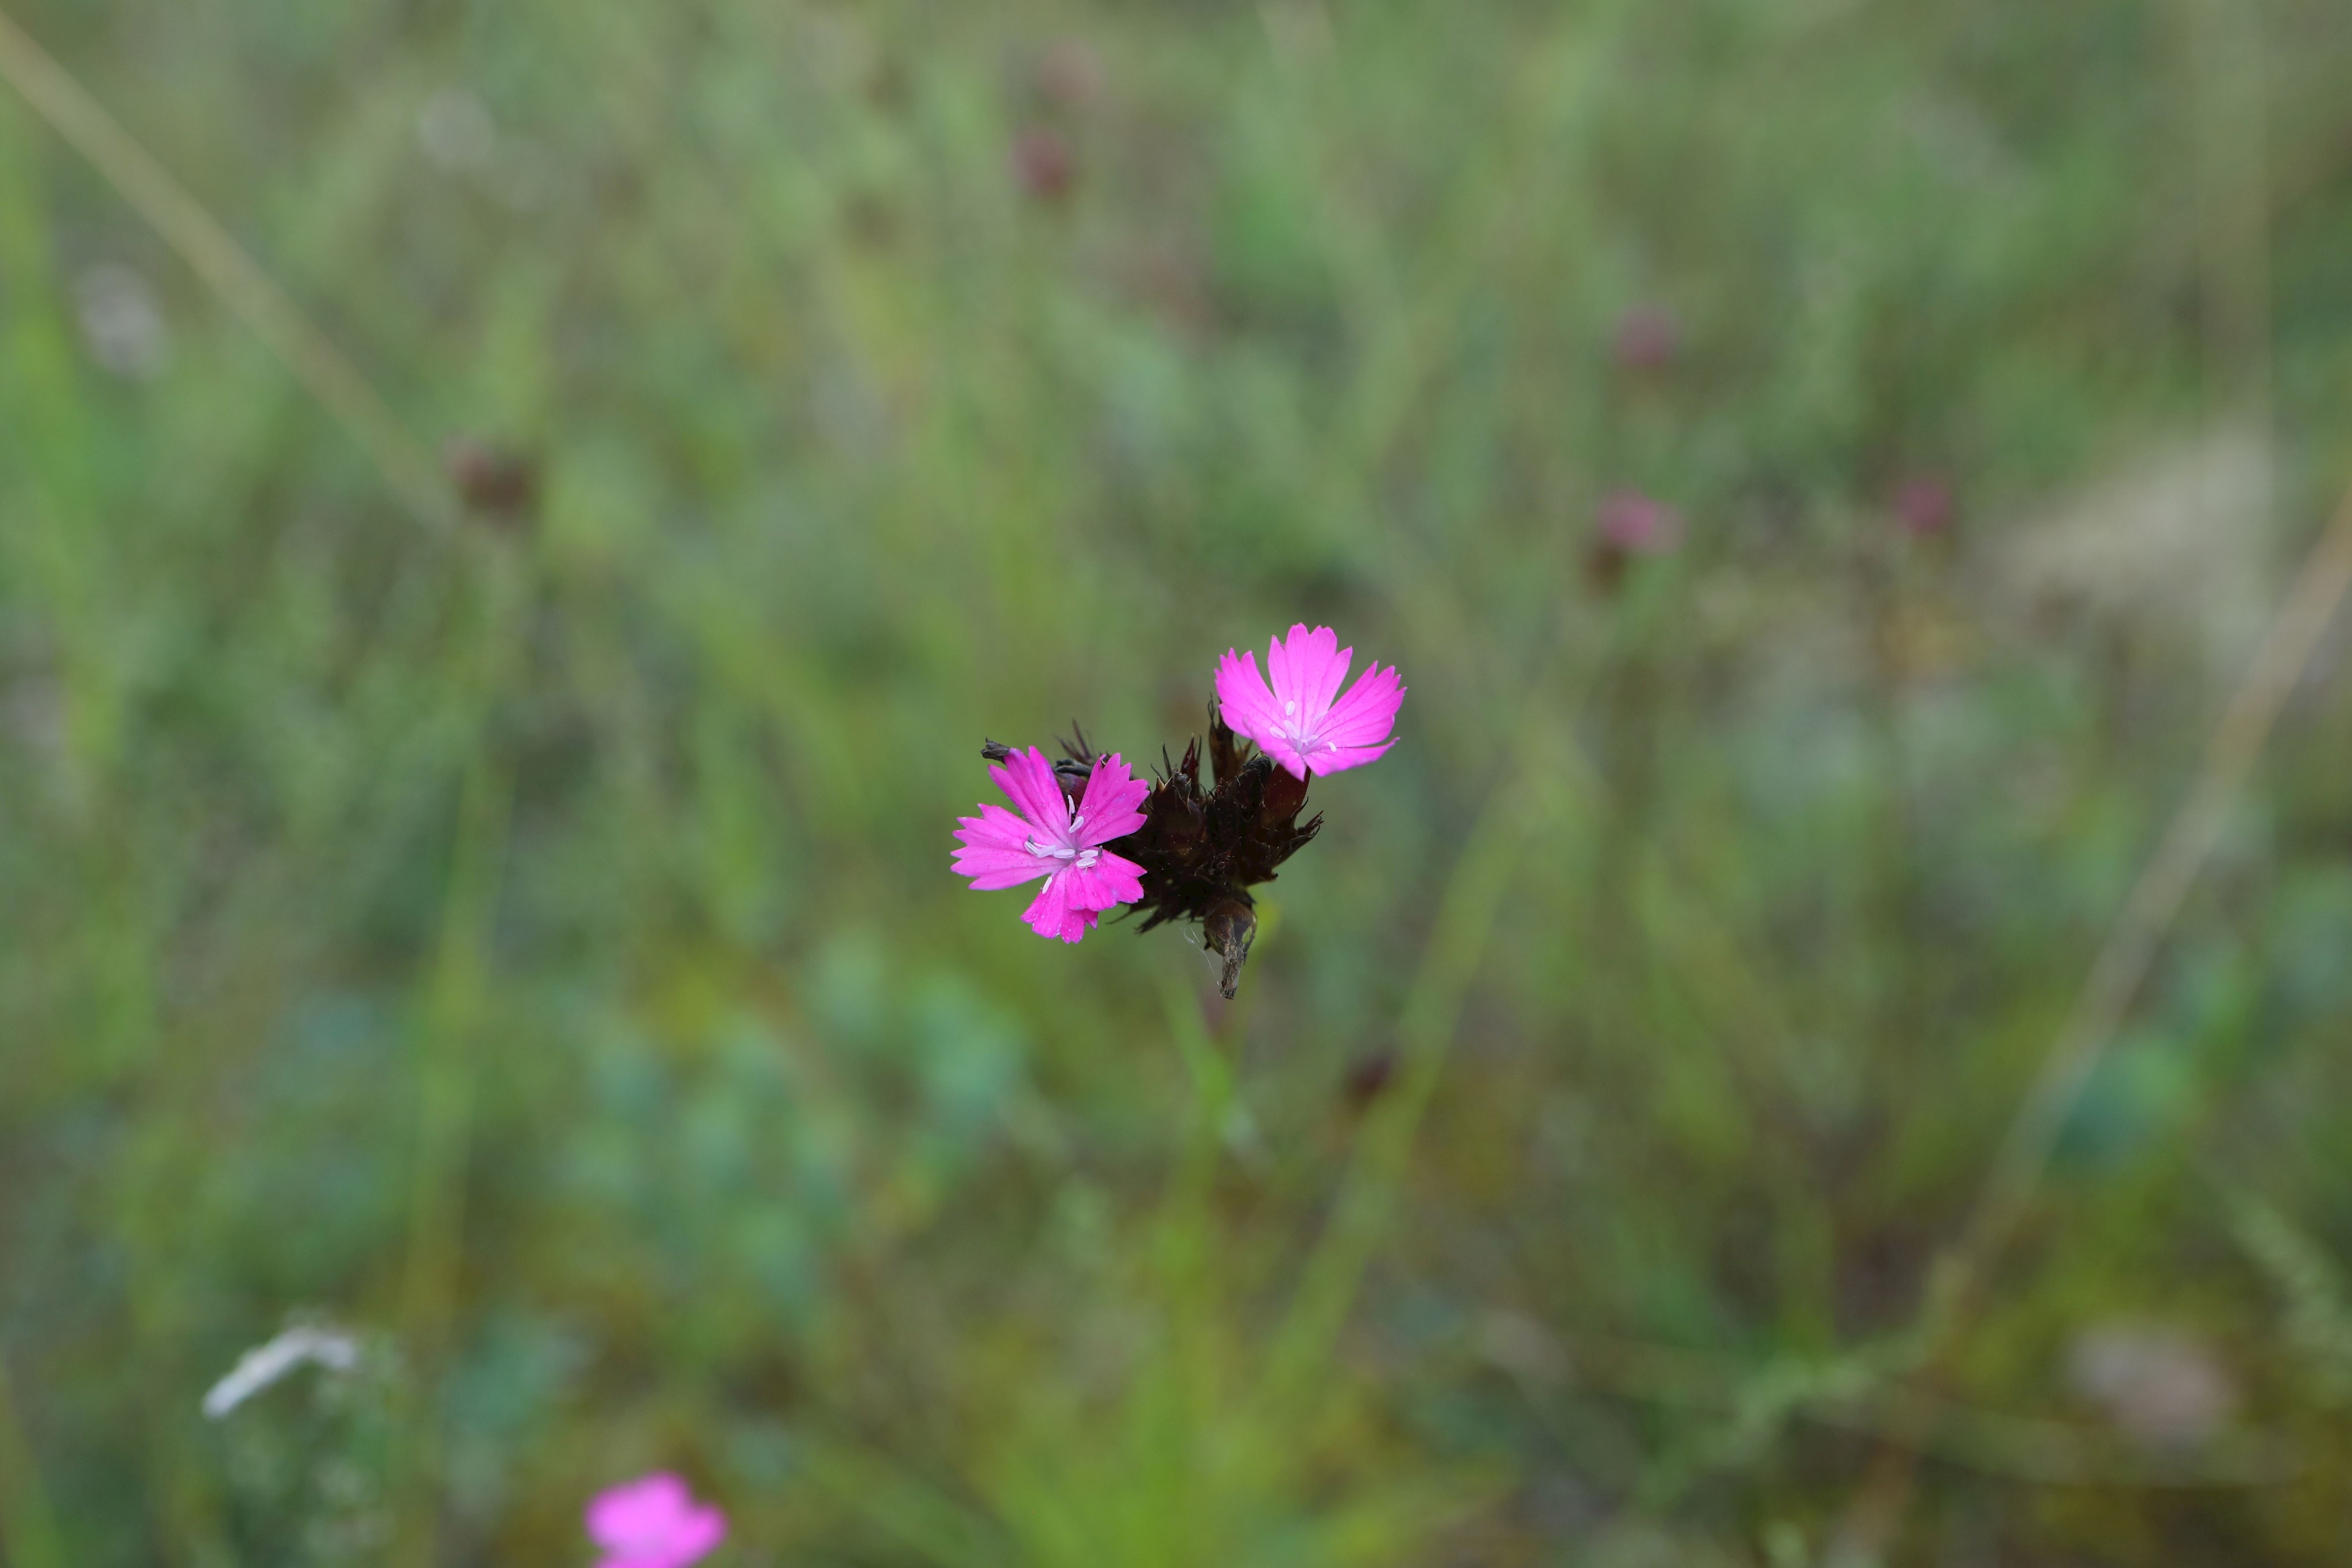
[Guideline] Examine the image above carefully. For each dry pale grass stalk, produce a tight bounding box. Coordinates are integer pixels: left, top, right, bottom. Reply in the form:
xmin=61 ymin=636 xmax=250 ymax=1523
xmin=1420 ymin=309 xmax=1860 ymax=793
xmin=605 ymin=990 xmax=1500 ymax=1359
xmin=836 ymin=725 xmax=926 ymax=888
xmin=1829 ymin=474 xmax=2352 ymax=1563
xmin=0 ymin=7 xmax=451 ymax=530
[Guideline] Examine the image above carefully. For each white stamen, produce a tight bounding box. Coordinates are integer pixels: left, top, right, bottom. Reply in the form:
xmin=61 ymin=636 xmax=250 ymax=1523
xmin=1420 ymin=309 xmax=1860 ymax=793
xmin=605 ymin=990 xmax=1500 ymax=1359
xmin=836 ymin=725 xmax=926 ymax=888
xmin=1283 ymin=700 xmax=1296 ymax=716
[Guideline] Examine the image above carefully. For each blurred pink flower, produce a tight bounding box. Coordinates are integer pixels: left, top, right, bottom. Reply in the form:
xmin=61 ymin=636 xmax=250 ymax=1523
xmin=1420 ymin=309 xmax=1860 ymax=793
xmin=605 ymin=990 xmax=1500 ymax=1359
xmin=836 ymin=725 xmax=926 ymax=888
xmin=1596 ymin=490 xmax=1685 ymax=555
xmin=953 ymin=748 xmax=1149 ymax=942
xmin=586 ymin=1473 xmax=726 ymax=1568
xmin=1216 ymin=624 xmax=1405 ymax=781
xmin=1612 ymin=303 xmax=1680 ymax=370
xmin=1011 ymin=127 xmax=1075 ymax=200
xmin=1894 ymin=475 xmax=1955 ymax=536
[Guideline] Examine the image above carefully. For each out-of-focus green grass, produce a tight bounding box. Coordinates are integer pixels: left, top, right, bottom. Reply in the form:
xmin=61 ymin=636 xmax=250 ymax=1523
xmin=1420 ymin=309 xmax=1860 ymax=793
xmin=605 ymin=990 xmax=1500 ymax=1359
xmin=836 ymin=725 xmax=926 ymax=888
xmin=6 ymin=0 xmax=2352 ymax=1562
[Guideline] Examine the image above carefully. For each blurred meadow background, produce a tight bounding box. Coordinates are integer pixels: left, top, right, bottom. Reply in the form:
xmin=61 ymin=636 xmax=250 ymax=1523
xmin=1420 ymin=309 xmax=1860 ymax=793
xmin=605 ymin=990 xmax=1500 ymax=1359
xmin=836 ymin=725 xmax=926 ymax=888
xmin=6 ymin=0 xmax=2352 ymax=1563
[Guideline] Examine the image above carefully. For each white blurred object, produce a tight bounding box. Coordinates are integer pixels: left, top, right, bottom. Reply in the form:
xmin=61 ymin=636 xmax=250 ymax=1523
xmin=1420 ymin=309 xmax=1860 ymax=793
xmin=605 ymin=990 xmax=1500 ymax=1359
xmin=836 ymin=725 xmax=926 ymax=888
xmin=73 ymin=263 xmax=169 ymax=380
xmin=416 ymin=88 xmax=496 ymax=171
xmin=2065 ymin=1323 xmax=2238 ymax=1446
xmin=201 ymin=1323 xmax=363 ymax=1419
xmin=2002 ymin=427 xmax=2275 ymax=680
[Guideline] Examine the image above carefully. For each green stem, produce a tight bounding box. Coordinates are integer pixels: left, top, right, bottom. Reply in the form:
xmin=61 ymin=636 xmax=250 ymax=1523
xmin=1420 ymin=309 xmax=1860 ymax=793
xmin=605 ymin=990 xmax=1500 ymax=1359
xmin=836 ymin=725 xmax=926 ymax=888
xmin=390 ymin=550 xmax=526 ymax=1566
xmin=0 ymin=1354 xmax=64 ymax=1568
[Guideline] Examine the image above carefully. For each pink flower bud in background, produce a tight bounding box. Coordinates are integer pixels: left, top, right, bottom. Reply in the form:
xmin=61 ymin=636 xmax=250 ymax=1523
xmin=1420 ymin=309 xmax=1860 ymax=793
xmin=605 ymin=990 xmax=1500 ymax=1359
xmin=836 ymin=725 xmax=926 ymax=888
xmin=1341 ymin=1048 xmax=1398 ymax=1111
xmin=1012 ymin=127 xmax=1076 ymax=202
xmin=586 ymin=1473 xmax=726 ymax=1568
xmin=1894 ymin=475 xmax=1955 ymax=537
xmin=443 ymin=435 xmax=540 ymax=529
xmin=1596 ymin=490 xmax=1685 ymax=555
xmin=1612 ymin=303 xmax=1680 ymax=371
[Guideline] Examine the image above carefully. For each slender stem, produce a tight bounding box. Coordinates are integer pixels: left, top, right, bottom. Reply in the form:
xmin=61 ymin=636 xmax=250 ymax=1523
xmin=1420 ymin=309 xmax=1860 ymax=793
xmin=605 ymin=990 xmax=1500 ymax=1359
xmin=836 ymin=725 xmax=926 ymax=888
xmin=1259 ymin=783 xmax=1531 ymax=1409
xmin=1825 ymin=11 xmax=2294 ymax=1553
xmin=1829 ymin=473 xmax=2352 ymax=1564
xmin=0 ymin=1354 xmax=64 ymax=1568
xmin=1257 ymin=628 xmax=1595 ymax=1412
xmin=0 ymin=6 xmax=451 ymax=531
xmin=1160 ymin=968 xmax=1239 ymax=1225
xmin=390 ymin=553 xmax=525 ymax=1565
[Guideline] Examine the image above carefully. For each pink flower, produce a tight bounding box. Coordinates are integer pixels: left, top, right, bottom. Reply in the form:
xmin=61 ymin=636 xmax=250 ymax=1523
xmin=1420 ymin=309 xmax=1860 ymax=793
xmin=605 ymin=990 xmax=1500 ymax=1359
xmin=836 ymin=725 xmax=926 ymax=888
xmin=586 ymin=1473 xmax=726 ymax=1568
xmin=1596 ymin=490 xmax=1684 ymax=555
xmin=953 ymin=748 xmax=1150 ymax=942
xmin=1894 ymin=475 xmax=1954 ymax=536
xmin=1215 ymin=624 xmax=1405 ymax=781
xmin=1011 ymin=127 xmax=1076 ymax=201
xmin=1612 ymin=303 xmax=1680 ymax=370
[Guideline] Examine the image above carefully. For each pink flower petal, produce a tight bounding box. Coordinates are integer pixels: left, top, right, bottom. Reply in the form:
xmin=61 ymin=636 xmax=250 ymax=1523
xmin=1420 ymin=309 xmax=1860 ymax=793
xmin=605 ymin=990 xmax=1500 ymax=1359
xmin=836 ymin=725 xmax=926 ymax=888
xmin=586 ymin=1473 xmax=726 ymax=1568
xmin=1023 ymin=873 xmax=1077 ymax=940
xmin=1316 ymin=663 xmax=1405 ymax=749
xmin=1597 ymin=490 xmax=1684 ymax=554
xmin=1061 ymin=851 xmax=1146 ymax=912
xmin=1214 ymin=649 xmax=1283 ymax=740
xmin=1612 ymin=303 xmax=1680 ymax=370
xmin=953 ymin=802 xmax=1054 ymax=889
xmin=950 ymin=849 xmax=1051 ymax=891
xmin=588 ymin=1474 xmax=688 ymax=1542
xmin=1894 ymin=476 xmax=1954 ymax=536
xmin=1307 ymin=644 xmax=1352 ymax=720
xmin=989 ymin=748 xmax=1070 ymax=837
xmin=1262 ymin=630 xmax=1294 ymax=713
xmin=1274 ymin=624 xmax=1346 ymax=721
xmin=1264 ymin=624 xmax=1316 ymax=715
xmin=1305 ymin=737 xmax=1394 ymax=775
xmin=953 ymin=802 xmax=1036 ymax=853
xmin=663 ymin=1508 xmax=727 ymax=1562
xmin=1075 ymin=753 xmax=1150 ymax=844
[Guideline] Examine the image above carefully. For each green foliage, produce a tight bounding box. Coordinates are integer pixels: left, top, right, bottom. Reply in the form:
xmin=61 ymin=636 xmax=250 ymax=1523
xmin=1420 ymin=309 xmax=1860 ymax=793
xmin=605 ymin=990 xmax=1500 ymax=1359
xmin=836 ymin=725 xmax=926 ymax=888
xmin=2235 ymin=1201 xmax=2352 ymax=1408
xmin=6 ymin=0 xmax=2352 ymax=1562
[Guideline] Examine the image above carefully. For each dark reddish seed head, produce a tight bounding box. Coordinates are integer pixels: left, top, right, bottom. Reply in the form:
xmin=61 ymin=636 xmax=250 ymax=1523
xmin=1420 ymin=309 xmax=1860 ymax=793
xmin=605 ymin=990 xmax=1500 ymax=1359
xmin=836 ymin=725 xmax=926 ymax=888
xmin=1894 ymin=476 xmax=1955 ymax=537
xmin=1596 ymin=490 xmax=1684 ymax=555
xmin=443 ymin=436 xmax=539 ymax=527
xmin=1012 ymin=127 xmax=1076 ymax=202
xmin=1612 ymin=303 xmax=1680 ymax=371
xmin=1342 ymin=1049 xmax=1398 ymax=1110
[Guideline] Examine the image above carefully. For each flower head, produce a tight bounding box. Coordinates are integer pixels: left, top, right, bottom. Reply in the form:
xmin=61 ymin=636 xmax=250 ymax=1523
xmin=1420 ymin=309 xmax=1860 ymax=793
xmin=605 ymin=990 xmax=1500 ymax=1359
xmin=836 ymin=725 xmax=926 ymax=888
xmin=1596 ymin=490 xmax=1684 ymax=555
xmin=586 ymin=1473 xmax=726 ymax=1568
xmin=1011 ymin=127 xmax=1076 ymax=201
xmin=1894 ymin=475 xmax=1955 ymax=537
xmin=1612 ymin=302 xmax=1680 ymax=370
xmin=954 ymin=748 xmax=1150 ymax=941
xmin=1215 ymin=624 xmax=1405 ymax=781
